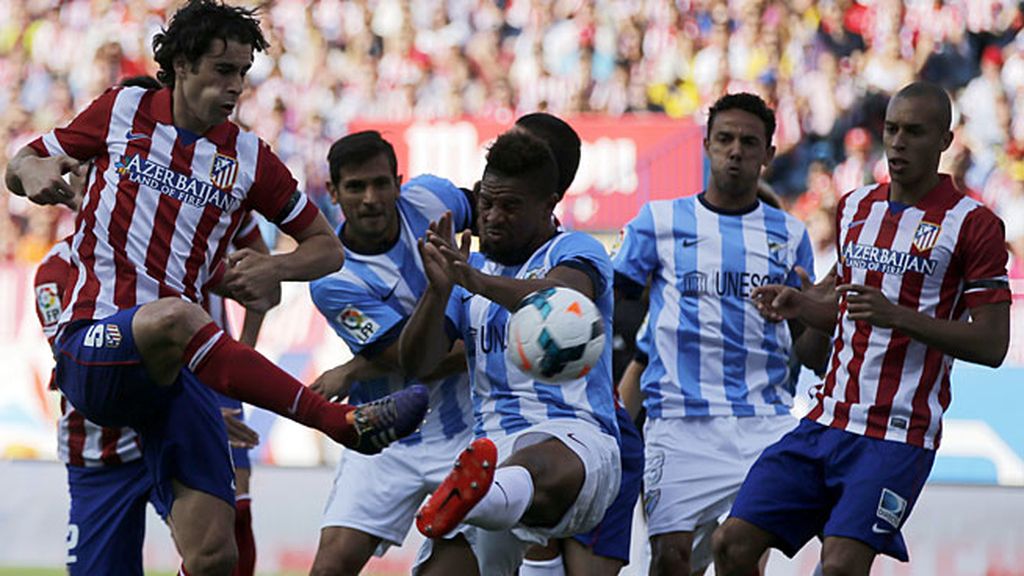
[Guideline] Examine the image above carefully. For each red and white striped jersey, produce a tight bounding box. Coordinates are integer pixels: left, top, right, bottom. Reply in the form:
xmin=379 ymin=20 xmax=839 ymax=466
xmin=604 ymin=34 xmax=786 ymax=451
xmin=808 ymin=176 xmax=1011 ymax=449
xmin=35 ymin=216 xmax=262 ymax=468
xmin=28 ymin=86 xmax=318 ymax=332
xmin=35 ymin=239 xmax=142 ymax=467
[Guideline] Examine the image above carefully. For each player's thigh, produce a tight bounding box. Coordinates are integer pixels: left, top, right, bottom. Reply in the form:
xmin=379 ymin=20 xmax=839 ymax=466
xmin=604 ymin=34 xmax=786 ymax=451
xmin=131 ymin=297 xmax=211 ymax=386
xmin=66 ymin=462 xmax=151 ymax=576
xmin=322 ymin=442 xmax=435 ymax=549
xmin=726 ymin=420 xmax=832 ymax=557
xmin=642 ymin=417 xmax=755 ymax=536
xmin=563 ymin=537 xmax=625 ymax=576
xmin=823 ymin=431 xmax=934 ymax=562
xmin=311 ymin=526 xmax=382 ymax=576
xmin=820 ymin=536 xmax=875 ymax=576
xmin=55 ymin=308 xmax=165 ymax=428
xmin=140 ymin=371 xmax=236 ymax=521
xmin=504 ymin=437 xmax=586 ymax=525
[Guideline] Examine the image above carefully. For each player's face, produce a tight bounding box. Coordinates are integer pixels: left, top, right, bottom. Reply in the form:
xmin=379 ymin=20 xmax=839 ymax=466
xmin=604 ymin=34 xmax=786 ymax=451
xmin=329 ymin=152 xmax=401 ymax=250
xmin=174 ymin=38 xmax=252 ymax=132
xmin=478 ymin=172 xmax=556 ymax=266
xmin=704 ymin=109 xmax=774 ymax=197
xmin=883 ymin=96 xmax=952 ymax=188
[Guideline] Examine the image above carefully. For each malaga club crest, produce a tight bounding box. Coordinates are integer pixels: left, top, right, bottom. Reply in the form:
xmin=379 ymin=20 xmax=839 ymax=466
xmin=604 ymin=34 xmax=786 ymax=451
xmin=912 ymin=221 xmax=941 ymax=252
xmin=210 ymin=153 xmax=239 ymax=191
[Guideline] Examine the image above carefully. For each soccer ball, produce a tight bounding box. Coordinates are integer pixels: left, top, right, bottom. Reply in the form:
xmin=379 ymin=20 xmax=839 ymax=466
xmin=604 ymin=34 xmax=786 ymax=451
xmin=506 ymin=287 xmax=605 ymax=383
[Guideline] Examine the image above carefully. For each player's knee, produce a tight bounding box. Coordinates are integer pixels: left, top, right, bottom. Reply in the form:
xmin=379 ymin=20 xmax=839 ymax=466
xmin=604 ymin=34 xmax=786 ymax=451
xmin=136 ymin=298 xmax=209 ymax=348
xmin=820 ymin=555 xmax=868 ymax=576
xmin=310 ymin=557 xmax=362 ymax=576
xmin=711 ymin=523 xmax=748 ymax=570
xmin=650 ymin=536 xmax=691 ymax=575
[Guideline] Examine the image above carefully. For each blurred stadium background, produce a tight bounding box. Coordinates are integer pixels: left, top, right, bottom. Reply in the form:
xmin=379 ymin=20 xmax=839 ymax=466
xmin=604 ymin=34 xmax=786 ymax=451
xmin=1 ymin=0 xmax=1023 ymax=573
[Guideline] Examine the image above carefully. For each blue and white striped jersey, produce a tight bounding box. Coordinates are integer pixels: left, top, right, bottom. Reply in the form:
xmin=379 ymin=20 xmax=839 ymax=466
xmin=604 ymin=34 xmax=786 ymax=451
xmin=613 ymin=194 xmax=814 ymax=419
xmin=445 ymin=231 xmax=620 ymax=442
xmin=310 ymin=174 xmax=474 ymax=445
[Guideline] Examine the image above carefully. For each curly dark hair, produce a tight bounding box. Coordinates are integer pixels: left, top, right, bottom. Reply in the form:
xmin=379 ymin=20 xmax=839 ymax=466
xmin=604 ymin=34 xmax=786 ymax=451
xmin=152 ymin=0 xmax=269 ymax=88
xmin=484 ymin=130 xmax=560 ymax=199
xmin=707 ymin=92 xmax=776 ymax=145
xmin=515 ymin=113 xmax=581 ymax=199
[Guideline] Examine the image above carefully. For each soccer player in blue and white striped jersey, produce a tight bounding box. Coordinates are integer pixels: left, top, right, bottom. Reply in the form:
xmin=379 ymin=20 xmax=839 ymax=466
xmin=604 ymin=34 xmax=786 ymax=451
xmin=612 ymin=93 xmax=819 ymax=575
xmin=401 ymin=129 xmax=621 ymax=576
xmin=307 ymin=132 xmax=475 ymax=575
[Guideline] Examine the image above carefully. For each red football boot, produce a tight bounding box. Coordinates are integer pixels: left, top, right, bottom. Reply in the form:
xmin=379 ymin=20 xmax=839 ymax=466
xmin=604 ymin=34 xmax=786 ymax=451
xmin=416 ymin=438 xmax=498 ymax=537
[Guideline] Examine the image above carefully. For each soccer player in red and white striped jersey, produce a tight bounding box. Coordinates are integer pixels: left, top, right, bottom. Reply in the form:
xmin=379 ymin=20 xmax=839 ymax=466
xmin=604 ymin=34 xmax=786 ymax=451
xmin=714 ymin=82 xmax=1012 ymax=575
xmin=5 ymin=2 xmax=427 ymax=574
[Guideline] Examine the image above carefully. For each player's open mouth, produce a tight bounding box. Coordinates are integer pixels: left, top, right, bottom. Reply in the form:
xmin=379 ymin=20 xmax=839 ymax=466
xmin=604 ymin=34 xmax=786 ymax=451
xmin=888 ymin=158 xmax=908 ymax=170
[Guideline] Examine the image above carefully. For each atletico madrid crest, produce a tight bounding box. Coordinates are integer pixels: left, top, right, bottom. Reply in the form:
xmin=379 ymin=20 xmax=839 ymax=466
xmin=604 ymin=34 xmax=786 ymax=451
xmin=210 ymin=153 xmax=239 ymax=191
xmin=912 ymin=221 xmax=941 ymax=252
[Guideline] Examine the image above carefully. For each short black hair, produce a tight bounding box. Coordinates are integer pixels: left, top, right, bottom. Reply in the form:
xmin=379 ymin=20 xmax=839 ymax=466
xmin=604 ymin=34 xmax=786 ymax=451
xmin=327 ymin=131 xmax=399 ymax=185
xmin=152 ymin=0 xmax=269 ymax=88
xmin=484 ymin=130 xmax=560 ymax=199
xmin=515 ymin=113 xmax=581 ymax=198
xmin=707 ymin=92 xmax=776 ymax=145
xmin=119 ymin=75 xmax=162 ymax=90
xmin=892 ymin=82 xmax=953 ymax=131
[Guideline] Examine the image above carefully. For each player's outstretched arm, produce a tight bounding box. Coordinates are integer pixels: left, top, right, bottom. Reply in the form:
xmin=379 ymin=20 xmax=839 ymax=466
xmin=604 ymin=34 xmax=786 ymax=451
xmin=400 ymin=227 xmax=457 ymax=379
xmin=618 ymin=357 xmax=647 ymax=422
xmin=839 ymin=285 xmax=1010 ymax=367
xmin=4 ymin=146 xmax=84 ymax=209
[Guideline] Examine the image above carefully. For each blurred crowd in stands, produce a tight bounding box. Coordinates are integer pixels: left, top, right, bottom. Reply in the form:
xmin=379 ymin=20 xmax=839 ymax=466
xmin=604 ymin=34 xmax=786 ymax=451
xmin=3 ymin=0 xmax=1024 ymax=278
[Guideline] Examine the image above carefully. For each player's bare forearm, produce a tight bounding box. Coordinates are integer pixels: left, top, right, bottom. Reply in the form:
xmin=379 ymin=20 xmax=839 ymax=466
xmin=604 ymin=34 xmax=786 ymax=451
xmin=238 ymin=309 xmax=265 ymax=348
xmin=422 ymin=342 xmax=468 ymax=381
xmin=471 ymin=264 xmax=596 ymax=311
xmin=793 ymin=326 xmax=832 ymax=373
xmin=889 ymin=301 xmax=1010 ymax=367
xmin=618 ymin=358 xmax=647 ymax=422
xmin=399 ymin=288 xmax=453 ymax=378
xmin=273 ymin=213 xmax=344 ymax=280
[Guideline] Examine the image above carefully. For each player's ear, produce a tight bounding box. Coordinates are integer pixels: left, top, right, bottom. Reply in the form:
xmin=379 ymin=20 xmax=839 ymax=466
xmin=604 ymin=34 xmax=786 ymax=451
xmin=326 ymin=181 xmax=339 ymax=204
xmin=764 ymin=144 xmax=776 ymax=165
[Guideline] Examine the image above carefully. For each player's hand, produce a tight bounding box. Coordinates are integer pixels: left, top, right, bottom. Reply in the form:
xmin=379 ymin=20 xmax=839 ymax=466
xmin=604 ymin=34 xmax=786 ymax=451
xmin=837 ymin=283 xmax=901 ymax=328
xmin=310 ymin=364 xmax=354 ymax=402
xmin=9 ymin=155 xmax=84 ymax=210
xmin=221 ymin=408 xmax=259 ymax=449
xmin=420 ymin=213 xmax=457 ymax=295
xmin=222 ymin=248 xmax=282 ymax=313
xmin=426 ymin=212 xmax=481 ymax=292
xmin=751 ymin=282 xmax=805 ymax=321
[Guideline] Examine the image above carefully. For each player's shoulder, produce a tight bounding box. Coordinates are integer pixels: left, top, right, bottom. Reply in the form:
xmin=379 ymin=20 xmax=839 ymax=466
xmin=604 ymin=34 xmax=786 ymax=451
xmin=837 ymin=183 xmax=884 ymax=209
xmin=309 ymin=266 xmax=371 ymax=306
xmin=557 ymin=229 xmax=606 ymax=253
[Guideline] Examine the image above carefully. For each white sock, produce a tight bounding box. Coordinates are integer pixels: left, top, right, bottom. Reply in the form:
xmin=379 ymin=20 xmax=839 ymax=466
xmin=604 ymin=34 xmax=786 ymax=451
xmin=519 ymin=555 xmax=566 ymax=576
xmin=464 ymin=465 xmax=534 ymax=530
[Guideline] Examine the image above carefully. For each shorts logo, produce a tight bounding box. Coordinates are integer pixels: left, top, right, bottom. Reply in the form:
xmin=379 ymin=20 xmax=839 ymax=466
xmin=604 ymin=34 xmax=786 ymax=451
xmin=35 ymin=282 xmax=62 ymax=328
xmin=912 ymin=222 xmax=941 ymax=252
xmin=210 ymin=153 xmax=239 ymax=191
xmin=876 ymin=487 xmax=907 ymax=529
xmin=338 ymin=306 xmax=379 ymax=343
xmin=644 ymin=451 xmax=665 ymax=485
xmin=644 ymin=489 xmax=661 ymax=517
xmin=82 ymin=324 xmax=122 ymax=348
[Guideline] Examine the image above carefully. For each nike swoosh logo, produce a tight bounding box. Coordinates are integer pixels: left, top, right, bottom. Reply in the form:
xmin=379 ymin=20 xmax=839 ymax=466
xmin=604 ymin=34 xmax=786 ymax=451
xmin=566 ymin=432 xmax=586 ymax=447
xmin=847 ymin=219 xmax=868 ymax=230
xmin=682 ymin=238 xmax=703 ymax=248
xmin=125 ymin=130 xmax=150 ymax=142
xmin=381 ymin=285 xmax=397 ymax=301
xmin=871 ymin=522 xmax=893 ymax=534
xmin=460 ymin=294 xmax=474 ymax=303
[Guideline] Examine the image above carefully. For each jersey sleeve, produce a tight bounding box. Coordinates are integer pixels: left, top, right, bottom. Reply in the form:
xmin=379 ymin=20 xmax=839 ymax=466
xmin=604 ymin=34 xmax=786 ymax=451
xmin=401 ymin=174 xmax=473 ymax=231
xmin=33 ymin=243 xmax=72 ymax=342
xmin=634 ymin=313 xmax=652 ymax=364
xmin=310 ymin=275 xmax=406 ymax=356
xmin=246 ymin=140 xmax=319 ymax=237
xmin=28 ymin=87 xmax=120 ymax=161
xmin=786 ymin=228 xmax=816 ymax=288
xmin=957 ymin=206 xmax=1011 ymax=308
xmin=612 ymin=203 xmax=658 ymax=287
xmin=549 ymin=232 xmax=613 ymax=297
xmin=444 ymin=285 xmax=469 ymax=342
